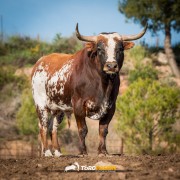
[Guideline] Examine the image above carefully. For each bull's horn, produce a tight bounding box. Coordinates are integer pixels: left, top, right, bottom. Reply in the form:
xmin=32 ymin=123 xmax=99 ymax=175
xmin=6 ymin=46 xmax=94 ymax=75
xmin=121 ymin=23 xmax=148 ymax=41
xmin=76 ymin=23 xmax=97 ymax=42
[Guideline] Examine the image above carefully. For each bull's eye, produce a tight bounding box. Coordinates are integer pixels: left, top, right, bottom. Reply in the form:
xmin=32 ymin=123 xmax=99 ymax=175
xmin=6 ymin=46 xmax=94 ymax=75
xmin=116 ymin=49 xmax=120 ymax=54
xmin=116 ymin=46 xmax=124 ymax=55
xmin=97 ymin=47 xmax=101 ymax=52
xmin=97 ymin=47 xmax=105 ymax=56
xmin=116 ymin=47 xmax=124 ymax=59
xmin=116 ymin=49 xmax=121 ymax=56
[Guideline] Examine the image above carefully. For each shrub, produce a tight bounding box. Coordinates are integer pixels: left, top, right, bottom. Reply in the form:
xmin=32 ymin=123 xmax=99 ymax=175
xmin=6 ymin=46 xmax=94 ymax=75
xmin=52 ymin=33 xmax=83 ymax=54
xmin=129 ymin=45 xmax=147 ymax=63
xmin=12 ymin=49 xmax=40 ymax=67
xmin=0 ymin=42 xmax=7 ymax=56
xmin=16 ymin=88 xmax=39 ymax=136
xmin=6 ymin=35 xmax=39 ymax=52
xmin=128 ymin=64 xmax=158 ymax=84
xmin=0 ymin=66 xmax=15 ymax=89
xmin=0 ymin=34 xmax=82 ymax=67
xmin=0 ymin=66 xmax=27 ymax=90
xmin=116 ymin=78 xmax=180 ymax=154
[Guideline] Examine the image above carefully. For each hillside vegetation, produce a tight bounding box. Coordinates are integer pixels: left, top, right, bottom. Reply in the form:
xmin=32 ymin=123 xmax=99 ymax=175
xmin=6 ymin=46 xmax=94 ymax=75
xmin=0 ymin=35 xmax=179 ymax=154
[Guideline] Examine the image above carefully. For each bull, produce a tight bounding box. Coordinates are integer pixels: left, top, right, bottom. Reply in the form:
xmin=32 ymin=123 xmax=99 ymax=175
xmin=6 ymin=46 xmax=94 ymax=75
xmin=31 ymin=23 xmax=147 ymax=157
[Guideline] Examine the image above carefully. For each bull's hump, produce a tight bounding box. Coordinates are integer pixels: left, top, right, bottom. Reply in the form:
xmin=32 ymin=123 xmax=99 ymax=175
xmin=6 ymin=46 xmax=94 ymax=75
xmin=40 ymin=53 xmax=73 ymax=75
xmin=31 ymin=53 xmax=73 ymax=78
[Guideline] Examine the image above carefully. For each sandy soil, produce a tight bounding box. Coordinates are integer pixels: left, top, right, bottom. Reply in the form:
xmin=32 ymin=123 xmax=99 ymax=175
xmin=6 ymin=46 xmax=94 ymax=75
xmin=0 ymin=154 xmax=179 ymax=180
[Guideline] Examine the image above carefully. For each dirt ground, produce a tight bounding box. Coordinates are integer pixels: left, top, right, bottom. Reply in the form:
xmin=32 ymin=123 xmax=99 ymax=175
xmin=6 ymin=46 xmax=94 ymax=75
xmin=0 ymin=154 xmax=179 ymax=180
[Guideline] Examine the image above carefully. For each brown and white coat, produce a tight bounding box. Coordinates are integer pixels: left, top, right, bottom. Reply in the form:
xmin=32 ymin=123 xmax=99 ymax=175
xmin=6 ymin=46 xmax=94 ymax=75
xmin=31 ymin=23 xmax=147 ymax=157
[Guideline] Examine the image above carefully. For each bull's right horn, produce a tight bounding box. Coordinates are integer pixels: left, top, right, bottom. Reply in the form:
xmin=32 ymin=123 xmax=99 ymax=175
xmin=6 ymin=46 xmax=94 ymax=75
xmin=76 ymin=23 xmax=97 ymax=42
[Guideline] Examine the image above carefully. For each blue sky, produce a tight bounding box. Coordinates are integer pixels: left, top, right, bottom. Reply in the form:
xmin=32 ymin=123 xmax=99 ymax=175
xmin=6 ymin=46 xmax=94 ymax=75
xmin=0 ymin=0 xmax=179 ymax=46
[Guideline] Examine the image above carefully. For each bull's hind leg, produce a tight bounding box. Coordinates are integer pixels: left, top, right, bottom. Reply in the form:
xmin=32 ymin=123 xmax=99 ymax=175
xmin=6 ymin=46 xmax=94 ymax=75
xmin=49 ymin=113 xmax=64 ymax=157
xmin=37 ymin=108 xmax=53 ymax=157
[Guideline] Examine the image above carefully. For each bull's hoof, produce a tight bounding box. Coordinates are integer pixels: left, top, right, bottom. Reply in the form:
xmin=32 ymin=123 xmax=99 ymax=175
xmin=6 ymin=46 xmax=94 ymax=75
xmin=44 ymin=149 xmax=53 ymax=157
xmin=54 ymin=150 xmax=62 ymax=157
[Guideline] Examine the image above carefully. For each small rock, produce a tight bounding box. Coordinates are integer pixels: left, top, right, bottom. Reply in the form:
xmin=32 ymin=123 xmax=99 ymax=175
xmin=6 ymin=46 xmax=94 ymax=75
xmin=168 ymin=168 xmax=173 ymax=172
xmin=116 ymin=164 xmax=125 ymax=170
xmin=118 ymin=172 xmax=126 ymax=180
xmin=36 ymin=164 xmax=42 ymax=168
xmin=157 ymin=52 xmax=168 ymax=65
xmin=142 ymin=57 xmax=152 ymax=65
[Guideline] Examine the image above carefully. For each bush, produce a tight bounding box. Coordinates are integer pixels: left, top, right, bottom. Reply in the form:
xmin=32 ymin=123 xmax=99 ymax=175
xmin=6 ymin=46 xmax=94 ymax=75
xmin=0 ymin=35 xmax=54 ymax=67
xmin=0 ymin=34 xmax=82 ymax=67
xmin=52 ymin=33 xmax=83 ymax=54
xmin=0 ymin=66 xmax=27 ymax=90
xmin=116 ymin=78 xmax=180 ymax=154
xmin=128 ymin=64 xmax=158 ymax=84
xmin=0 ymin=42 xmax=7 ymax=56
xmin=11 ymin=49 xmax=40 ymax=67
xmin=129 ymin=45 xmax=147 ymax=63
xmin=6 ymin=36 xmax=39 ymax=52
xmin=16 ymin=88 xmax=39 ymax=136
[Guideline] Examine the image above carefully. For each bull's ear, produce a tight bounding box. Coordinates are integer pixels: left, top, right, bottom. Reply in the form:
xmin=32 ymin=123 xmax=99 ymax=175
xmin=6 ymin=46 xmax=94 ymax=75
xmin=85 ymin=42 xmax=97 ymax=52
xmin=123 ymin=41 xmax=135 ymax=50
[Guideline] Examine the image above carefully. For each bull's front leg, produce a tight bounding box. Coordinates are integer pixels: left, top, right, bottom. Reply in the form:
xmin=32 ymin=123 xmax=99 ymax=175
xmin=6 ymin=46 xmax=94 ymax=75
xmin=98 ymin=104 xmax=115 ymax=156
xmin=73 ymin=98 xmax=88 ymax=156
xmin=75 ymin=114 xmax=88 ymax=156
xmin=98 ymin=123 xmax=109 ymax=155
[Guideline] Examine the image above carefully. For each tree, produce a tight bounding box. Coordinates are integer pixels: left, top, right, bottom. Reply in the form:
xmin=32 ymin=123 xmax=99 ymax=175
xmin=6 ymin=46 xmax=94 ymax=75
xmin=116 ymin=78 xmax=180 ymax=154
xmin=119 ymin=0 xmax=180 ymax=78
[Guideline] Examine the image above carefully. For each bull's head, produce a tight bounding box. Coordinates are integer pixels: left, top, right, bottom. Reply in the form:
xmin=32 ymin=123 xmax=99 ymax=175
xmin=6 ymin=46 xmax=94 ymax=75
xmin=76 ymin=23 xmax=147 ymax=74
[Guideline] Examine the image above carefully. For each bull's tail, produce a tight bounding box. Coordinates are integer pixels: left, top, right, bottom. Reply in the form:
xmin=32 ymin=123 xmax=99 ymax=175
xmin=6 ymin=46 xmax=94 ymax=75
xmin=68 ymin=119 xmax=71 ymax=128
xmin=65 ymin=112 xmax=72 ymax=128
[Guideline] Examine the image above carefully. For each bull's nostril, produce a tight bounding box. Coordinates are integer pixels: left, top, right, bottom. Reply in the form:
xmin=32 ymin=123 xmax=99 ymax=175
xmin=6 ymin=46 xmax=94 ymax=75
xmin=106 ymin=63 xmax=118 ymax=70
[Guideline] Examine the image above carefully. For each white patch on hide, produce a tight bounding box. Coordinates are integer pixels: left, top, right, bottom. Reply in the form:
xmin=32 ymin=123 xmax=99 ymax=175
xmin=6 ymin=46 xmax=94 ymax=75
xmin=32 ymin=64 xmax=48 ymax=110
xmin=100 ymin=33 xmax=119 ymax=63
xmin=88 ymin=100 xmax=110 ymax=120
xmin=32 ymin=60 xmax=74 ymax=113
xmin=49 ymin=59 xmax=73 ymax=96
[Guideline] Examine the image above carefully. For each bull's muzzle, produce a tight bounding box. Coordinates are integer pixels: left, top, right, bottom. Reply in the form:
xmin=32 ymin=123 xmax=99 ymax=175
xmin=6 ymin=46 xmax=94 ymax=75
xmin=103 ymin=62 xmax=119 ymax=74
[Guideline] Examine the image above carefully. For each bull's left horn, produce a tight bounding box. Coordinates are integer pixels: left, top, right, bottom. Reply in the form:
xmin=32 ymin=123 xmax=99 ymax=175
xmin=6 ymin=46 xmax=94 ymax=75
xmin=76 ymin=23 xmax=97 ymax=42
xmin=121 ymin=23 xmax=148 ymax=41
